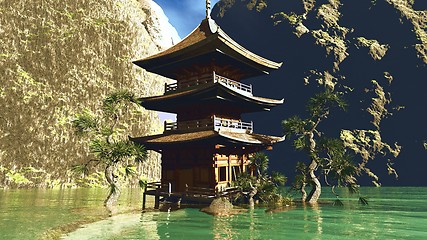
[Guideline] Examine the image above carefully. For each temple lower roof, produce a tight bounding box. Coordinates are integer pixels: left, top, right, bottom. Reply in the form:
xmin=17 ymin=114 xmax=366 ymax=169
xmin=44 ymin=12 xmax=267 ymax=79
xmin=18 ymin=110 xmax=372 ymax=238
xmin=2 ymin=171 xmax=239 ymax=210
xmin=130 ymin=129 xmax=284 ymax=151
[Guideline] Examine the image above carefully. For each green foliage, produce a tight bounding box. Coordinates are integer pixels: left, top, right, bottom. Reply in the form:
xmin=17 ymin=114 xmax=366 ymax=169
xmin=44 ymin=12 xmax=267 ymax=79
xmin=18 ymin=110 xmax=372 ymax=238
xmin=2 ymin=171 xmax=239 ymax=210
xmin=88 ymin=139 xmax=146 ymax=164
xmin=72 ymin=110 xmax=99 ymax=136
xmin=235 ymin=153 xmax=289 ymax=205
xmin=72 ymin=90 xmax=148 ymax=204
xmin=103 ymin=89 xmax=138 ymax=116
xmin=290 ymin=162 xmax=311 ymax=192
xmin=317 ymin=137 xmax=358 ymax=188
xmin=282 ymin=90 xmax=363 ymax=203
xmin=249 ymin=152 xmax=269 ymax=176
xmin=139 ymin=178 xmax=147 ymax=189
xmin=233 ymin=172 xmax=257 ymax=191
xmin=71 ymin=164 xmax=90 ymax=177
xmin=5 ymin=170 xmax=32 ymax=185
xmin=282 ymin=116 xmax=306 ymax=137
xmin=307 ymin=90 xmax=347 ymax=117
xmin=271 ymin=171 xmax=287 ymax=186
xmin=293 ymin=136 xmax=308 ymax=151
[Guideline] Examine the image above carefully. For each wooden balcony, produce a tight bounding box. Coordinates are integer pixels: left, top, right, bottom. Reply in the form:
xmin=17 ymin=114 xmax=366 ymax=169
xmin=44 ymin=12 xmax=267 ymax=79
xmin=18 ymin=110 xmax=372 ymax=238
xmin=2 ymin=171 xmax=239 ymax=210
xmin=164 ymin=72 xmax=252 ymax=95
xmin=213 ymin=116 xmax=253 ymax=133
xmin=164 ymin=115 xmax=253 ymax=133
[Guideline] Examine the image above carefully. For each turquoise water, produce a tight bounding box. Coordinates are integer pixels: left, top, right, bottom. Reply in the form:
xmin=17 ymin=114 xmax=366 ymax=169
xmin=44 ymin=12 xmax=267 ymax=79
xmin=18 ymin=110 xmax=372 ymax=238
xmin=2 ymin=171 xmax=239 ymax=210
xmin=1 ymin=187 xmax=427 ymax=239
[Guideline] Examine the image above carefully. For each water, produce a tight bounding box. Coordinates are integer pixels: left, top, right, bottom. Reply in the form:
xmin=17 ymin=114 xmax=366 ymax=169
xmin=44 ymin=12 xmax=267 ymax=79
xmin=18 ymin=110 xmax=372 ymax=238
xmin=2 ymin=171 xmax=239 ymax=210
xmin=0 ymin=188 xmax=142 ymax=239
xmin=1 ymin=187 xmax=426 ymax=239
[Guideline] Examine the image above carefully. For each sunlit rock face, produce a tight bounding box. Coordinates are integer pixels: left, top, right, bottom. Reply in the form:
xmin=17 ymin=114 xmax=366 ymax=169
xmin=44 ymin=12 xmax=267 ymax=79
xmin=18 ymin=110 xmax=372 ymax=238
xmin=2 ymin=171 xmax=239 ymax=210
xmin=213 ymin=0 xmax=427 ymax=185
xmin=0 ymin=0 xmax=179 ymax=188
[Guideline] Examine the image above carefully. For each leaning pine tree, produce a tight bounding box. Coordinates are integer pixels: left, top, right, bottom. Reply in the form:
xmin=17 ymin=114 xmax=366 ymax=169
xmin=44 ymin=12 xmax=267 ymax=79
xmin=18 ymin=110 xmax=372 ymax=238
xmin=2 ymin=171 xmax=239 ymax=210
xmin=72 ymin=90 xmax=147 ymax=207
xmin=282 ymin=90 xmax=362 ymax=204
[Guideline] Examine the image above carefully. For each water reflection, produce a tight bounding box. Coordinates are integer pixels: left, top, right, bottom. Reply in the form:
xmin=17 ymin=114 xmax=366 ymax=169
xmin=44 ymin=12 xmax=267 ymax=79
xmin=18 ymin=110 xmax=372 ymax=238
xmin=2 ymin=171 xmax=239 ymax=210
xmin=60 ymin=188 xmax=427 ymax=239
xmin=302 ymin=203 xmax=323 ymax=238
xmin=212 ymin=215 xmax=234 ymax=239
xmin=211 ymin=208 xmax=260 ymax=240
xmin=139 ymin=211 xmax=161 ymax=240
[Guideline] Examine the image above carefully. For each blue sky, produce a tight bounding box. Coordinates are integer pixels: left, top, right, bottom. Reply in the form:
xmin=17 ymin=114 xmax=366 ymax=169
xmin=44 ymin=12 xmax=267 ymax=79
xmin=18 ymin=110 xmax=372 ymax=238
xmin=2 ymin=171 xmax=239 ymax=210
xmin=153 ymin=1 xmax=219 ymax=122
xmin=154 ymin=0 xmax=220 ymax=38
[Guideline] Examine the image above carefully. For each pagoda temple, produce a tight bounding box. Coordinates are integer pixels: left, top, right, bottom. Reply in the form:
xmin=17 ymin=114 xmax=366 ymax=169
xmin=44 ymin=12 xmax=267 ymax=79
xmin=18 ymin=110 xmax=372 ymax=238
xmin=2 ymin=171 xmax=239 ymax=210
xmin=131 ymin=1 xmax=284 ymax=198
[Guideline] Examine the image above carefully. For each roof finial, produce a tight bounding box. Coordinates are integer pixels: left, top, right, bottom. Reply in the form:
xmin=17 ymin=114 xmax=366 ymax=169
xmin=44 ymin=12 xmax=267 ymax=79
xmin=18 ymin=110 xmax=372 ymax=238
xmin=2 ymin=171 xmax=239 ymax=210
xmin=206 ymin=0 xmax=211 ymax=19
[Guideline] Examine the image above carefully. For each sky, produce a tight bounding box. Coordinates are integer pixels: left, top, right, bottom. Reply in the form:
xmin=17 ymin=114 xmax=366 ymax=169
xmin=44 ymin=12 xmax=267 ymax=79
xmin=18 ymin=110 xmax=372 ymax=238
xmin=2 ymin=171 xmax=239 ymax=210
xmin=154 ymin=0 xmax=220 ymax=38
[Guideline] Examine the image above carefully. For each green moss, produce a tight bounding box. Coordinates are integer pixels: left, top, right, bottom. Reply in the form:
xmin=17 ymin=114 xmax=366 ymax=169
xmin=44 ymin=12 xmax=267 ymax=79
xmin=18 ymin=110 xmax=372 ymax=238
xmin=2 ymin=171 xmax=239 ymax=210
xmin=317 ymin=3 xmax=341 ymax=28
xmin=340 ymin=129 xmax=401 ymax=186
xmin=367 ymin=80 xmax=391 ymax=129
xmin=246 ymin=0 xmax=267 ymax=12
xmin=387 ymin=0 xmax=427 ymax=63
xmin=357 ymin=37 xmax=389 ymax=60
xmin=312 ymin=29 xmax=348 ymax=70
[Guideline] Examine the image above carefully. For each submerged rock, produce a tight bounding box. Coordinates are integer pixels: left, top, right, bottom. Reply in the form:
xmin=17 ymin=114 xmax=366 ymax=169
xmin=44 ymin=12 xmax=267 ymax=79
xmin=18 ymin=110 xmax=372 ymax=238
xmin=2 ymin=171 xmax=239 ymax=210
xmin=201 ymin=198 xmax=236 ymax=216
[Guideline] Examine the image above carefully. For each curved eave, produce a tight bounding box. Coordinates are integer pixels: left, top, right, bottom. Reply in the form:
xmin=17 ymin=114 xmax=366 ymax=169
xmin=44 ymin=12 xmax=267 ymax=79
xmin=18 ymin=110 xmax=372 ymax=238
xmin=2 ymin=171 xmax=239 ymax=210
xmin=217 ymin=28 xmax=282 ymax=71
xmin=218 ymin=130 xmax=285 ymax=146
xmin=130 ymin=130 xmax=284 ymax=151
xmin=132 ymin=19 xmax=282 ymax=79
xmin=130 ymin=130 xmax=218 ymax=149
xmin=139 ymin=82 xmax=284 ymax=113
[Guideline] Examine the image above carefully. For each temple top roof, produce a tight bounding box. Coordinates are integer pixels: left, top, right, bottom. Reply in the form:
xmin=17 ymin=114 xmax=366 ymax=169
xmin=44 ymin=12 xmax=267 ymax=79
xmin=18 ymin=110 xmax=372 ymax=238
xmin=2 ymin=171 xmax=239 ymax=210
xmin=133 ymin=18 xmax=282 ymax=79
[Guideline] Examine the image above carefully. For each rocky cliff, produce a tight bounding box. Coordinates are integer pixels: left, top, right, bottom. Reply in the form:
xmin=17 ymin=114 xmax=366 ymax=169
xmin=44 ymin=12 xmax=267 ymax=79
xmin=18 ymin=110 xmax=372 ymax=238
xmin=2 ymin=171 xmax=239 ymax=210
xmin=0 ymin=0 xmax=179 ymax=188
xmin=213 ymin=0 xmax=427 ymax=185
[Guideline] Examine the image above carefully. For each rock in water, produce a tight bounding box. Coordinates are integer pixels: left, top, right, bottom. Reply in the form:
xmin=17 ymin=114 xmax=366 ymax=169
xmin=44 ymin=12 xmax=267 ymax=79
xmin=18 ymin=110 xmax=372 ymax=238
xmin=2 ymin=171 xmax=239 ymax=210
xmin=201 ymin=198 xmax=234 ymax=216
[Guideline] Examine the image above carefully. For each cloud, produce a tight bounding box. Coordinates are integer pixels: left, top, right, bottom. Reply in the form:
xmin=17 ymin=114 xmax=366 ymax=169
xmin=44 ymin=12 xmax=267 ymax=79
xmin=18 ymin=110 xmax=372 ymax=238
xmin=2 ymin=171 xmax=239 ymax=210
xmin=154 ymin=0 xmax=220 ymax=38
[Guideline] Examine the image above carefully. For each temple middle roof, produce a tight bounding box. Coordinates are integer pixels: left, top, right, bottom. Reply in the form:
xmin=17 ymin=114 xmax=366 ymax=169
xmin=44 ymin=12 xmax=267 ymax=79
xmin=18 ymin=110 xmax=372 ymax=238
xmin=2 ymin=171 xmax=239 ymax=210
xmin=133 ymin=18 xmax=282 ymax=79
xmin=138 ymin=81 xmax=284 ymax=113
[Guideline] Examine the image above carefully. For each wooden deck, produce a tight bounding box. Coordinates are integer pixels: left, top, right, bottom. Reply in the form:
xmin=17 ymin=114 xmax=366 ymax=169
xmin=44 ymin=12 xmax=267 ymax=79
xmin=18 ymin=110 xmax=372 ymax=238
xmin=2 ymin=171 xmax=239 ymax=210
xmin=143 ymin=182 xmax=240 ymax=209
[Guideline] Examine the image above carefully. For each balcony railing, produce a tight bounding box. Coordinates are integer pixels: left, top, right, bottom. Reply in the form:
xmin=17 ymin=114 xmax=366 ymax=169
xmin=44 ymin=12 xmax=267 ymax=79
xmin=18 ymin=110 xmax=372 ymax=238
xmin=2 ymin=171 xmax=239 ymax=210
xmin=213 ymin=116 xmax=253 ymax=133
xmin=164 ymin=72 xmax=252 ymax=95
xmin=164 ymin=121 xmax=178 ymax=131
xmin=164 ymin=115 xmax=253 ymax=133
xmin=213 ymin=73 xmax=252 ymax=94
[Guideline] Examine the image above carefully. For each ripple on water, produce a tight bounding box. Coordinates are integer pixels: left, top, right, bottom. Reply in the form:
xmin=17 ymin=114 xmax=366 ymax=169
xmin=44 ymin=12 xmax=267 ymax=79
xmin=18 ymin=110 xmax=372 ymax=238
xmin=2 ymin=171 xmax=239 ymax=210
xmin=2 ymin=187 xmax=427 ymax=239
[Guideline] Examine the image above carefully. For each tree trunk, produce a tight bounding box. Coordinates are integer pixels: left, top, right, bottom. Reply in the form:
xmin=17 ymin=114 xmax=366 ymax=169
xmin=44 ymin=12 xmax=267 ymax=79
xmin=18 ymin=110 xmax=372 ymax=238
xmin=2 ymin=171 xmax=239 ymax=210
xmin=306 ymin=159 xmax=321 ymax=204
xmin=300 ymin=182 xmax=307 ymax=202
xmin=248 ymin=187 xmax=257 ymax=209
xmin=104 ymin=164 xmax=121 ymax=207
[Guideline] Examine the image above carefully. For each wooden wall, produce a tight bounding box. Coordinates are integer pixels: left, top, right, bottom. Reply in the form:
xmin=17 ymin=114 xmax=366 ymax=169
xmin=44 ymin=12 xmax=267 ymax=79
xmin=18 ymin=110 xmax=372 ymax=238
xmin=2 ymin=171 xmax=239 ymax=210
xmin=161 ymin=146 xmax=252 ymax=192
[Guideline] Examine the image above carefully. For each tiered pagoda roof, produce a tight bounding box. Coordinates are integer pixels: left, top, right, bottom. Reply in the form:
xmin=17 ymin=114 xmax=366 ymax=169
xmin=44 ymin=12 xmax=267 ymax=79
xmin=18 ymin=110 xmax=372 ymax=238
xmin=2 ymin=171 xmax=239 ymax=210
xmin=131 ymin=13 xmax=284 ymax=150
xmin=133 ymin=18 xmax=282 ymax=80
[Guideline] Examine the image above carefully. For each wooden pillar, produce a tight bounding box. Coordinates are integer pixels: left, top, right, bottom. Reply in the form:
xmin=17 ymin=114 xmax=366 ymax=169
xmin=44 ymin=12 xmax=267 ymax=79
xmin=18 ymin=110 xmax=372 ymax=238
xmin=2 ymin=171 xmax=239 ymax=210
xmin=154 ymin=185 xmax=160 ymax=209
xmin=242 ymin=154 xmax=246 ymax=173
xmin=142 ymin=184 xmax=147 ymax=210
xmin=228 ymin=154 xmax=231 ymax=185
